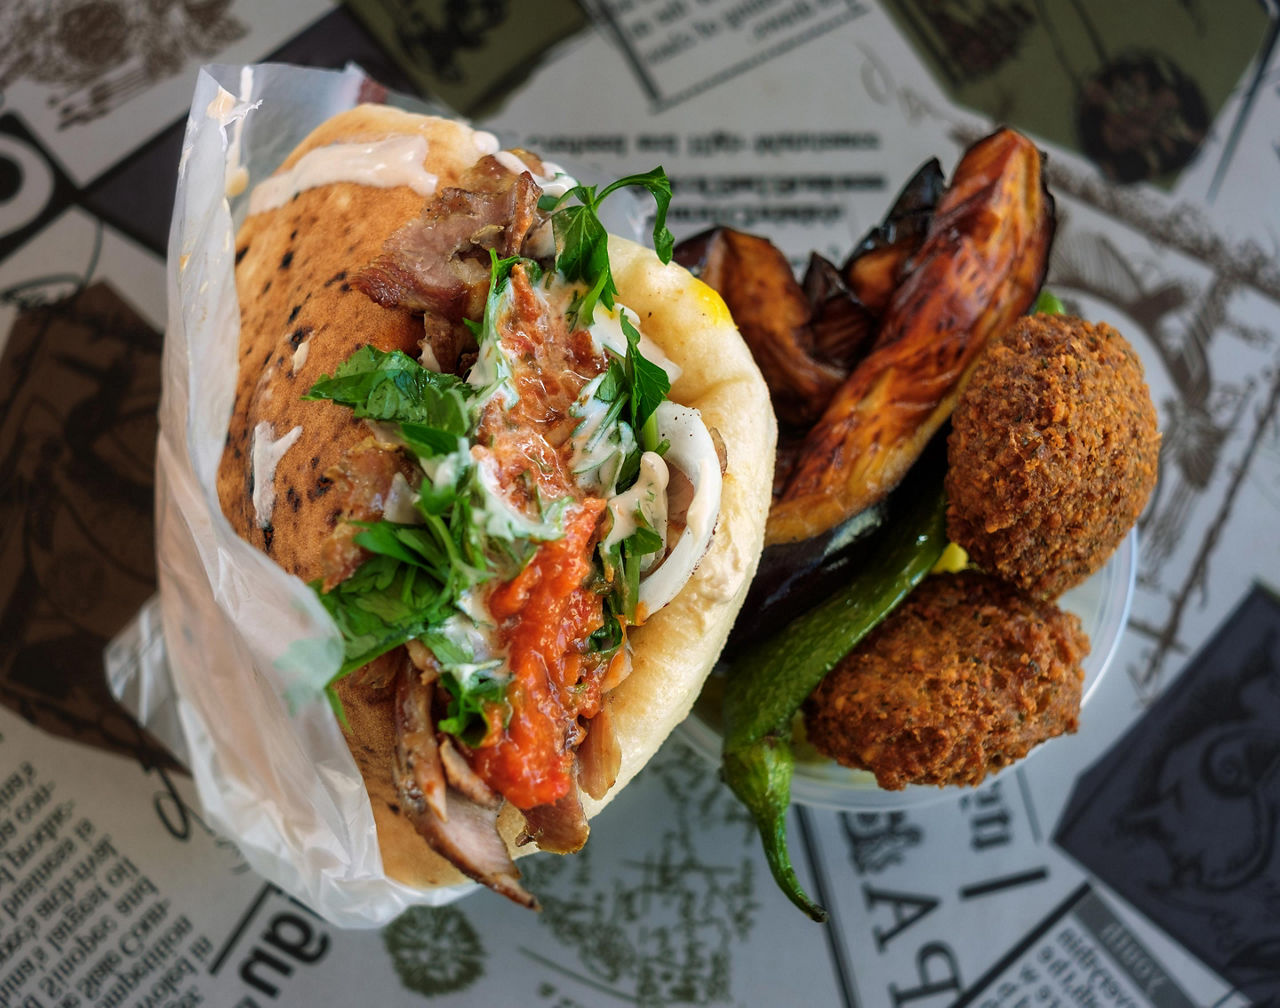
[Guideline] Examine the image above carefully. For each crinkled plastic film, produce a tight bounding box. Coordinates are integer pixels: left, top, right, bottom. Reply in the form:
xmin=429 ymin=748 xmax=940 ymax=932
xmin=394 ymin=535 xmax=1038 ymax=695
xmin=146 ymin=63 xmax=477 ymax=927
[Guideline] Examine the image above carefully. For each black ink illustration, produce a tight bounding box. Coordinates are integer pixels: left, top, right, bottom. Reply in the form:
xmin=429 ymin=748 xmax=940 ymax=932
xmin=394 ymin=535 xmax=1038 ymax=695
xmin=883 ymin=0 xmax=1268 ymax=185
xmin=1123 ymin=632 xmax=1280 ymax=893
xmin=383 ymin=904 xmax=487 ymax=996
xmin=0 ymin=0 xmax=247 ymax=129
xmin=841 ymin=812 xmax=923 ymax=874
xmin=886 ymin=0 xmax=1035 ymax=84
xmin=0 ymin=264 xmax=169 ymax=766
xmin=517 ymin=743 xmax=759 ymax=1007
xmin=1031 ymin=1 xmax=1212 ymax=184
xmin=378 ymin=0 xmax=509 ymax=86
xmin=1056 ymin=586 xmax=1280 ymax=1007
xmin=345 ymin=0 xmax=589 ymax=117
xmin=1074 ymin=51 xmax=1209 ymax=184
xmin=0 ymin=115 xmax=77 ymax=264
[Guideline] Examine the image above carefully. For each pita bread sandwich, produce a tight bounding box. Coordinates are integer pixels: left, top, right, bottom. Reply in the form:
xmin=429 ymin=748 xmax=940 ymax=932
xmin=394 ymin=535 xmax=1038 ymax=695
xmin=216 ymin=105 xmax=775 ymax=907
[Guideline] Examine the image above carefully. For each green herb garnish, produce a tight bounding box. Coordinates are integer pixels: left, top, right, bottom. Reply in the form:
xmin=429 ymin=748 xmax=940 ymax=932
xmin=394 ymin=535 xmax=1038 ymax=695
xmin=307 ymin=169 xmax=679 ymax=727
xmin=619 ymin=312 xmax=670 ymax=454
xmin=424 ymin=630 xmax=509 ymax=745
xmin=303 ymin=345 xmax=477 ymax=449
xmin=599 ymin=517 xmax=665 ymax=624
xmin=539 ymin=168 xmax=674 ymax=324
xmin=1033 ymin=289 xmax=1065 ymax=315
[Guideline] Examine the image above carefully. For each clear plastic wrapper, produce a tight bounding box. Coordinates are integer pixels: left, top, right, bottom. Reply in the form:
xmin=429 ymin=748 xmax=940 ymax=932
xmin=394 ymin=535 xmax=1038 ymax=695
xmin=138 ymin=63 xmax=477 ymax=928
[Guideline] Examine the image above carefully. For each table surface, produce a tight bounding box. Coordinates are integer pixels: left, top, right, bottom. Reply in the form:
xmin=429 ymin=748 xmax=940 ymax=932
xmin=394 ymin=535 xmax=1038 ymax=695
xmin=1 ymin=3 xmax=1278 ymax=1006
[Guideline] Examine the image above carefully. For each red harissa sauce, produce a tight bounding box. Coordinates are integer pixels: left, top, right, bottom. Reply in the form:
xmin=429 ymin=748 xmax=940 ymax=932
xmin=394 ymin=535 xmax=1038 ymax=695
xmin=466 ymin=264 xmax=619 ymax=809
xmin=477 ymin=498 xmax=610 ymax=808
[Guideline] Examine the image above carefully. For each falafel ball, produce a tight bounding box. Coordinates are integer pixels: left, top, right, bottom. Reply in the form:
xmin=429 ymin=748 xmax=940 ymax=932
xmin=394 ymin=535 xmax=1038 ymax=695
xmin=803 ymin=570 xmax=1089 ymax=790
xmin=945 ymin=313 xmax=1159 ymax=599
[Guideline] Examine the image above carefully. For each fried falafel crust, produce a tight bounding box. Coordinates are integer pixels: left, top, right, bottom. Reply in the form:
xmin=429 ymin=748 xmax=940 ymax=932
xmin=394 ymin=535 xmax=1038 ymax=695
xmin=944 ymin=313 xmax=1159 ymax=599
xmin=803 ymin=571 xmax=1089 ymax=790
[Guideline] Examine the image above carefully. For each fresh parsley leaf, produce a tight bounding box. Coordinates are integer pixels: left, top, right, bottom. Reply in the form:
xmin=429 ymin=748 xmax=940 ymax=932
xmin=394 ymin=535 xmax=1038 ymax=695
xmin=539 ymin=167 xmax=675 ymax=322
xmin=584 ymin=363 xmax=629 ymax=449
xmin=597 ymin=168 xmax=674 ymax=263
xmin=315 ymin=507 xmax=505 ymax=720
xmin=355 ymin=514 xmax=487 ymax=598
xmin=588 ymin=607 xmax=625 ymax=657
xmin=304 ymin=346 xmax=476 ymax=456
xmin=397 ymin=422 xmax=463 ymax=459
xmin=598 ymin=516 xmax=665 ymax=623
xmin=549 ymin=201 xmax=607 ymax=293
xmin=315 ymin=558 xmax=445 ymax=680
xmin=576 ymin=317 xmax=671 ymax=495
xmin=398 ymin=628 xmax=507 ymax=745
xmin=619 ymin=313 xmax=670 ymax=449
xmin=467 ymin=250 xmax=524 ymax=402
xmin=626 ymin=522 xmax=665 ymax=558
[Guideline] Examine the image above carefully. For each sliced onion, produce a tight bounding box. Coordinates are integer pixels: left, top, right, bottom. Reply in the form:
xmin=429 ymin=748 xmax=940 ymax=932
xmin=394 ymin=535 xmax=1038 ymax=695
xmin=381 ymin=471 xmax=421 ymax=524
xmin=637 ymin=401 xmax=723 ymax=615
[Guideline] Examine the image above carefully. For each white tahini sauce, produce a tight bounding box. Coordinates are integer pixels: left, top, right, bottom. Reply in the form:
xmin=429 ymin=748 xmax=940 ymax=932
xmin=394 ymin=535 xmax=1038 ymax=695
xmin=472 ymin=130 xmax=501 ymax=156
xmin=604 ymin=451 xmax=670 ymax=564
xmin=205 ymin=88 xmax=236 ymax=121
xmin=226 ymin=66 xmax=256 ymax=197
xmin=248 ymin=135 xmax=437 ymax=215
xmin=291 ymin=335 xmax=310 ymax=374
xmin=588 ymin=302 xmax=682 ymax=384
xmin=206 ymin=68 xmax=259 ymax=200
xmin=568 ymin=378 xmax=637 ymax=496
xmin=381 ymin=472 xmax=421 ymax=524
xmin=251 ymin=421 xmax=303 ymax=528
xmin=493 ymin=151 xmax=575 ymax=200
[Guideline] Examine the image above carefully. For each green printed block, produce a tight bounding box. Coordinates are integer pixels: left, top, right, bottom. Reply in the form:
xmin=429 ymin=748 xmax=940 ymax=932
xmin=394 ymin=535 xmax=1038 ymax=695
xmin=882 ymin=0 xmax=1270 ymax=184
xmin=342 ymin=0 xmax=589 ymax=117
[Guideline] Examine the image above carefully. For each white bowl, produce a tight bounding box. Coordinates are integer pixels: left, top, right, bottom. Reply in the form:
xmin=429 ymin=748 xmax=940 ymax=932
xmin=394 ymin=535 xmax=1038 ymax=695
xmin=680 ymin=530 xmax=1136 ymax=810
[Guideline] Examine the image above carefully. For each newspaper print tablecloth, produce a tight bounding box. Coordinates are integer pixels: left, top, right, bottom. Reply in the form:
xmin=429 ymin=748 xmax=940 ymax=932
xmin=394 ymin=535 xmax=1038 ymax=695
xmin=2 ymin=2 xmax=1277 ymax=1006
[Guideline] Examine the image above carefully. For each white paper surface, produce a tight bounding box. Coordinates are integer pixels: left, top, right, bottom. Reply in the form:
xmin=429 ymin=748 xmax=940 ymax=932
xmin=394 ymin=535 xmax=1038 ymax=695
xmin=4 ymin=2 xmax=1277 ymax=1004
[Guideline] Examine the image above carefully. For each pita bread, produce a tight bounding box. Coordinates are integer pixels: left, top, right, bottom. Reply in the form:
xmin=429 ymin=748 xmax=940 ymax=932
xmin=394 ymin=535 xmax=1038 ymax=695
xmin=217 ymin=105 xmax=775 ymax=890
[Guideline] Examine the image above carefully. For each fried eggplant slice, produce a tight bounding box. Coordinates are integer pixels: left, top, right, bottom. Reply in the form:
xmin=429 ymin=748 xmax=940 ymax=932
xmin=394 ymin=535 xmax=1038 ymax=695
xmin=842 ymin=158 xmax=945 ymax=314
xmin=674 ymin=227 xmax=847 ymax=429
xmin=767 ymin=128 xmax=1055 ymax=545
xmin=802 ymin=252 xmax=877 ymax=378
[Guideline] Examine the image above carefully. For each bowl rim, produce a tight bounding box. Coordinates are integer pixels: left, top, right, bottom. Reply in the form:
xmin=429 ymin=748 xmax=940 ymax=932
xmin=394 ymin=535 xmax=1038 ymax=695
xmin=678 ymin=529 xmax=1138 ymax=811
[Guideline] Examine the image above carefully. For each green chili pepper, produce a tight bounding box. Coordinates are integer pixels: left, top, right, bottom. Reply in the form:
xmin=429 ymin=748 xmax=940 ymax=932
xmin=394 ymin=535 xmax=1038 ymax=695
xmin=720 ymin=468 xmax=949 ymax=921
xmin=1032 ymin=289 xmax=1065 ymax=315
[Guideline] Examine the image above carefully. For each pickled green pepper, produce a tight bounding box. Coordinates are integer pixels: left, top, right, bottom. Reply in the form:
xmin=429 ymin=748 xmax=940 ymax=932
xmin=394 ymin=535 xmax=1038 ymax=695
xmin=720 ymin=472 xmax=949 ymax=921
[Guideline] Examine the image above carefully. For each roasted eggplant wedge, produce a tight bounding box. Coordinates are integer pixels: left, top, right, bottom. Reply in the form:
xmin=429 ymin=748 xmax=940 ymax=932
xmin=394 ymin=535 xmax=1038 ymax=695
xmin=675 ymin=228 xmax=860 ymax=430
xmin=842 ymin=157 xmax=944 ymax=315
xmin=766 ymin=128 xmax=1055 ymax=545
xmin=802 ymin=252 xmax=877 ymax=380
